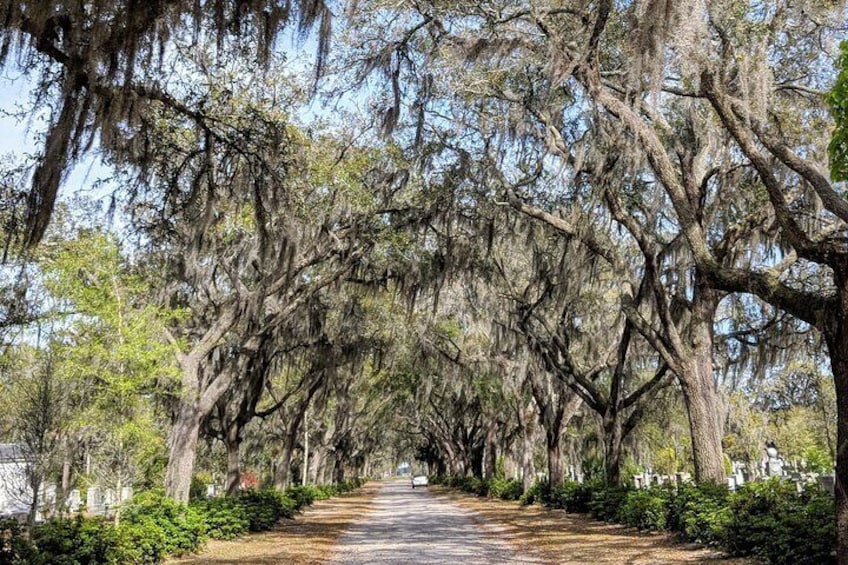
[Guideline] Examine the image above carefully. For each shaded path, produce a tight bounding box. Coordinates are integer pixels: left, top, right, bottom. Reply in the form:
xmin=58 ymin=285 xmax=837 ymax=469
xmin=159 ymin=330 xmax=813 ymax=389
xmin=170 ymin=480 xmax=754 ymax=564
xmin=327 ymin=479 xmax=540 ymax=564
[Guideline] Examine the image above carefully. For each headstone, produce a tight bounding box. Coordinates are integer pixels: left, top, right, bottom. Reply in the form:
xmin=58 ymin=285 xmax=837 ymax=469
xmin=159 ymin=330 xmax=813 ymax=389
xmin=633 ymin=475 xmax=644 ymax=489
xmin=67 ymin=489 xmax=81 ymax=513
xmin=120 ymin=487 xmax=133 ymax=503
xmin=87 ymin=486 xmax=102 ymax=515
xmin=766 ymin=442 xmax=784 ymax=477
xmin=727 ymin=476 xmax=737 ymax=491
xmin=819 ymin=475 xmax=835 ymax=496
xmin=206 ymin=484 xmax=218 ymax=498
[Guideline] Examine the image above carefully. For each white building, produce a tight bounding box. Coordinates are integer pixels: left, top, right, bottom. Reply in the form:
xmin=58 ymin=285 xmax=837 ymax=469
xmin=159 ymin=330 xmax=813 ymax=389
xmin=0 ymin=444 xmax=32 ymax=519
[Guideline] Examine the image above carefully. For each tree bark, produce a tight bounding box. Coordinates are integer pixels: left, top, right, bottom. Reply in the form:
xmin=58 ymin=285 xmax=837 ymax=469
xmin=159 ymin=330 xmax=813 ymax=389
xmin=603 ymin=413 xmax=624 ymax=486
xmin=224 ymin=422 xmax=241 ymax=495
xmin=825 ymin=270 xmax=848 ymax=565
xmin=165 ymin=404 xmax=203 ymax=503
xmin=679 ymin=281 xmax=725 ymax=484
xmin=274 ymin=404 xmax=307 ymax=489
xmin=521 ymin=424 xmax=536 ymax=490
xmin=484 ymin=422 xmax=498 ymax=479
xmin=547 ymin=437 xmax=563 ymax=487
xmin=333 ymin=455 xmax=345 ymax=484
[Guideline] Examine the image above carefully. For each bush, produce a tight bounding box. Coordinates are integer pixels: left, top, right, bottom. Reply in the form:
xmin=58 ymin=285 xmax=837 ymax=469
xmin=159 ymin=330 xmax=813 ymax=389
xmin=722 ymin=480 xmax=836 ymax=565
xmin=190 ymin=497 xmax=250 ymax=540
xmin=588 ymin=485 xmax=631 ymax=522
xmin=236 ymin=489 xmax=296 ymax=531
xmin=120 ymin=490 xmax=207 ymax=560
xmin=31 ymin=515 xmax=129 ymax=565
xmin=489 ymin=478 xmax=524 ymax=501
xmin=548 ymin=481 xmax=597 ymax=513
xmin=619 ymin=487 xmax=670 ymax=531
xmin=285 ymin=485 xmax=317 ymax=511
xmin=666 ymin=482 xmax=730 ymax=545
xmin=519 ymin=481 xmax=545 ymax=506
xmin=0 ymin=518 xmax=37 ymax=564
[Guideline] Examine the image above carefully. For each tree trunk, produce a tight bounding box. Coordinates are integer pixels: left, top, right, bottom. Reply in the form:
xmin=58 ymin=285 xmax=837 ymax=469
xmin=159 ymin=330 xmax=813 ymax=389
xmin=679 ymin=280 xmax=725 ymax=484
xmin=224 ymin=422 xmax=241 ymax=495
xmin=484 ymin=423 xmax=498 ymax=479
xmin=27 ymin=475 xmax=41 ymax=526
xmin=521 ymin=425 xmax=535 ymax=490
xmin=825 ymin=271 xmax=848 ymax=565
xmin=333 ymin=455 xmax=345 ymax=484
xmin=603 ymin=413 xmax=624 ymax=486
xmin=679 ymin=364 xmax=725 ymax=483
xmin=165 ymin=404 xmax=203 ymax=503
xmin=274 ymin=397 xmax=313 ymax=489
xmin=547 ymin=435 xmax=563 ymax=487
xmin=827 ymin=331 xmax=848 ymax=565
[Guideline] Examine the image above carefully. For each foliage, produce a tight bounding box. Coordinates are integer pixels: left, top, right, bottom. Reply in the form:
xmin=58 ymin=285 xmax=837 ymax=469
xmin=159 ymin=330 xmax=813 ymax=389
xmin=488 ymin=478 xmax=524 ymax=501
xmin=234 ymin=489 xmax=296 ymax=531
xmin=189 ymin=497 xmax=250 ymax=540
xmin=519 ymin=481 xmax=544 ymax=506
xmin=618 ymin=487 xmax=671 ymax=531
xmin=119 ymin=490 xmax=207 ymax=559
xmin=31 ymin=516 xmax=129 ymax=565
xmin=828 ymin=41 xmax=848 ymax=181
xmin=546 ymin=481 xmax=597 ymax=513
xmin=722 ymin=480 xmax=836 ymax=565
xmin=0 ymin=518 xmax=38 ymax=564
xmin=664 ymin=482 xmax=730 ymax=545
xmin=284 ymin=485 xmax=318 ymax=510
xmin=588 ymin=486 xmax=631 ymax=522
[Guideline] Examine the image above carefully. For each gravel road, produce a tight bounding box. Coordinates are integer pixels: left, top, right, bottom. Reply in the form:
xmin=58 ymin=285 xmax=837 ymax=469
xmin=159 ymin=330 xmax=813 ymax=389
xmin=327 ymin=479 xmax=541 ymax=564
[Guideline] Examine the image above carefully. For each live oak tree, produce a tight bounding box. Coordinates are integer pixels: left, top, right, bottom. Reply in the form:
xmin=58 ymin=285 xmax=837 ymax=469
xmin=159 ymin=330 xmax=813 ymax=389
xmin=0 ymin=0 xmax=332 ymax=249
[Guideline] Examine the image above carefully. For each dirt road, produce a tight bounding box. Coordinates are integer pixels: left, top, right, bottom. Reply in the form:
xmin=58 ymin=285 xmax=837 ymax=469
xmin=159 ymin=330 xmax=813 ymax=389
xmin=171 ymin=479 xmax=752 ymax=564
xmin=326 ymin=479 xmax=540 ymax=564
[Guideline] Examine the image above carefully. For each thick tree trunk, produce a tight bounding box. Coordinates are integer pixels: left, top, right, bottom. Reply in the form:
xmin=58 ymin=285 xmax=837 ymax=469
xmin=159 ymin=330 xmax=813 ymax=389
xmin=547 ymin=436 xmax=564 ymax=487
xmin=333 ymin=456 xmax=345 ymax=484
xmin=679 ymin=280 xmax=725 ymax=484
xmin=224 ymin=423 xmax=241 ymax=495
xmin=165 ymin=404 xmax=203 ymax=503
xmin=470 ymin=443 xmax=485 ymax=478
xmin=521 ymin=427 xmax=535 ymax=490
xmin=274 ymin=408 xmax=306 ymax=489
xmin=603 ymin=414 xmax=624 ymax=486
xmin=679 ymin=363 xmax=725 ymax=483
xmin=484 ymin=423 xmax=498 ymax=479
xmin=827 ymin=333 xmax=848 ymax=565
xmin=825 ymin=272 xmax=848 ymax=565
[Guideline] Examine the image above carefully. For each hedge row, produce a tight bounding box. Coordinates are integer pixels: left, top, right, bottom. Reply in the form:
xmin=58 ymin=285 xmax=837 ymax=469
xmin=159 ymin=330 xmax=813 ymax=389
xmin=434 ymin=475 xmax=836 ymax=565
xmin=429 ymin=475 xmax=525 ymax=501
xmin=0 ymin=478 xmax=366 ymax=565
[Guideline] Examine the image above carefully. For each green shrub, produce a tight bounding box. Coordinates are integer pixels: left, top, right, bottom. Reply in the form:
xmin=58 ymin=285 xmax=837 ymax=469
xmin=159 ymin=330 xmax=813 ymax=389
xmin=488 ymin=478 xmax=524 ymax=501
xmin=444 ymin=475 xmax=490 ymax=496
xmin=285 ymin=485 xmax=317 ymax=511
xmin=548 ymin=481 xmax=597 ymax=513
xmin=189 ymin=472 xmax=214 ymax=502
xmin=519 ymin=481 xmax=545 ymax=506
xmin=191 ymin=497 xmax=250 ymax=540
xmin=666 ymin=482 xmax=730 ymax=545
xmin=32 ymin=515 xmax=129 ymax=565
xmin=0 ymin=518 xmax=37 ymax=564
xmin=722 ymin=480 xmax=836 ymax=565
xmin=236 ymin=489 xmax=296 ymax=531
xmin=120 ymin=490 xmax=207 ymax=559
xmin=588 ymin=485 xmax=631 ymax=522
xmin=619 ymin=487 xmax=670 ymax=531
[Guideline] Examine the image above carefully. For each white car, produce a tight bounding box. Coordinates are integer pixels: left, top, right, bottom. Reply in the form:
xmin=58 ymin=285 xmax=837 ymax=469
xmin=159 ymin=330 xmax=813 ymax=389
xmin=411 ymin=475 xmax=429 ymax=488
